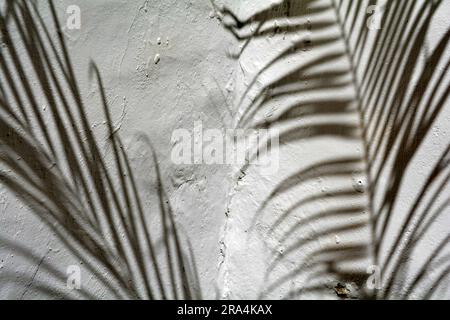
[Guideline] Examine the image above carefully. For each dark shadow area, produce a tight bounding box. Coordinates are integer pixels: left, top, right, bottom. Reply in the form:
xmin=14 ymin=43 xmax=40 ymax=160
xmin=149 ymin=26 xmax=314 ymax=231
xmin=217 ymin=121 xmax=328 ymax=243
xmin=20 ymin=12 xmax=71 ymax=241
xmin=215 ymin=0 xmax=450 ymax=299
xmin=211 ymin=0 xmax=325 ymax=59
xmin=0 ymin=0 xmax=200 ymax=300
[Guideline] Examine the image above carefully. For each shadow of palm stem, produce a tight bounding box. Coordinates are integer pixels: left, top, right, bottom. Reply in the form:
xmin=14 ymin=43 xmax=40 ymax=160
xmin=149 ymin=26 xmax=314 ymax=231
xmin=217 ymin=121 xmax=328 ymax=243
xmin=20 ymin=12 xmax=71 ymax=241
xmin=216 ymin=0 xmax=450 ymax=299
xmin=0 ymin=0 xmax=200 ymax=300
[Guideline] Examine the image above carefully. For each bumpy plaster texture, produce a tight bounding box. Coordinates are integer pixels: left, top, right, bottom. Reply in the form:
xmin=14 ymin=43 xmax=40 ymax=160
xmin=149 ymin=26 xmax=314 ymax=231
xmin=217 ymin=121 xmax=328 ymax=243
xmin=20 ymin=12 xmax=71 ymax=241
xmin=0 ymin=0 xmax=450 ymax=300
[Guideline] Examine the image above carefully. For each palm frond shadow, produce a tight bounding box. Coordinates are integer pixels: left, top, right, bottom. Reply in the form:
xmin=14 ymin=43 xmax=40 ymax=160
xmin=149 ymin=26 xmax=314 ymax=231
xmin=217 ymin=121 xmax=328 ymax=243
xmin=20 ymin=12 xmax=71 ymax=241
xmin=216 ymin=0 xmax=450 ymax=299
xmin=0 ymin=0 xmax=200 ymax=300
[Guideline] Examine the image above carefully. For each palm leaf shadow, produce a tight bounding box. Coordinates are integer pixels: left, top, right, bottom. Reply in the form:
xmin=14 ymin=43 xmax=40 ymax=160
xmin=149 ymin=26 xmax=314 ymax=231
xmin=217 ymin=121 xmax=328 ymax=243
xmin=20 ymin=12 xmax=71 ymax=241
xmin=0 ymin=0 xmax=200 ymax=300
xmin=216 ymin=0 xmax=450 ymax=299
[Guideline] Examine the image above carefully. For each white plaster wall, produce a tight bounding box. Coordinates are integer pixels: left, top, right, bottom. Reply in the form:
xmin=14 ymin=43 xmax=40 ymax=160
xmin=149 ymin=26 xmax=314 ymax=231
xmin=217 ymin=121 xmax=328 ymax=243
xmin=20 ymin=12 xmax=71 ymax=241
xmin=0 ymin=0 xmax=449 ymax=300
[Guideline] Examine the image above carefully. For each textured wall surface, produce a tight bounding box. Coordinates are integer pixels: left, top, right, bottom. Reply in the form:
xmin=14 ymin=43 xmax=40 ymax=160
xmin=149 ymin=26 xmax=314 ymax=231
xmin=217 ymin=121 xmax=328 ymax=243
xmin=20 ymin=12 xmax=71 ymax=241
xmin=0 ymin=0 xmax=449 ymax=300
